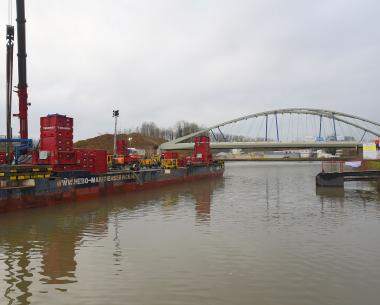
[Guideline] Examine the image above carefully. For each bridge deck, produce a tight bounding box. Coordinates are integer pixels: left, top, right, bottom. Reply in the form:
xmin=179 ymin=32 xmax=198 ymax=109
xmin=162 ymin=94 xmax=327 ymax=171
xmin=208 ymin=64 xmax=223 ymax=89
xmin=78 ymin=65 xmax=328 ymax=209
xmin=161 ymin=141 xmax=363 ymax=151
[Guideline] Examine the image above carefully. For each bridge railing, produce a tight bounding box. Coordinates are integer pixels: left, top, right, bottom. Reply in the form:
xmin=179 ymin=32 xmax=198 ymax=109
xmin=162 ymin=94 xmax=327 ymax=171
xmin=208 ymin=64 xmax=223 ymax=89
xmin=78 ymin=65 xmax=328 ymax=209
xmin=321 ymin=160 xmax=363 ymax=173
xmin=321 ymin=161 xmax=345 ymax=173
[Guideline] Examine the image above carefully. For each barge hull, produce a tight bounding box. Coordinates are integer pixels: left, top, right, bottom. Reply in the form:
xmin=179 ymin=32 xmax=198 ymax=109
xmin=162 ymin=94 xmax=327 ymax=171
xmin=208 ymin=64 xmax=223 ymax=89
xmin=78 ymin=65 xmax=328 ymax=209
xmin=0 ymin=165 xmax=224 ymax=214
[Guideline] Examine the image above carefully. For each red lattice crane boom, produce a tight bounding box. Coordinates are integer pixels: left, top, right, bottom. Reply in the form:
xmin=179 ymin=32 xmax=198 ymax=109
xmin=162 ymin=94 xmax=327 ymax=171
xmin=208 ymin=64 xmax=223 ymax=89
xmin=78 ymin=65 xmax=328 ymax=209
xmin=14 ymin=0 xmax=29 ymax=140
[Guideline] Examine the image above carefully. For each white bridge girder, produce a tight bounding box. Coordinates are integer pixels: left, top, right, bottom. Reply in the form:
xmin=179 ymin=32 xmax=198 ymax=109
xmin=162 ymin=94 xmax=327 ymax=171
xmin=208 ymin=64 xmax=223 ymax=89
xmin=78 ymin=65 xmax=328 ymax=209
xmin=160 ymin=141 xmax=362 ymax=151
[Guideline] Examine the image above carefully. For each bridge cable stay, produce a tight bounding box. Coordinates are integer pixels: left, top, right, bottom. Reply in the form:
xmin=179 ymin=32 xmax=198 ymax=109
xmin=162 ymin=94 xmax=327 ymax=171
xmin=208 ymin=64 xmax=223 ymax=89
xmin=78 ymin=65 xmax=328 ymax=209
xmin=305 ymin=114 xmax=309 ymax=141
xmin=336 ymin=119 xmax=341 ymax=140
xmin=252 ymin=116 xmax=261 ymax=141
xmin=265 ymin=115 xmax=268 ymax=141
xmin=261 ymin=116 xmax=266 ymax=140
xmin=242 ymin=118 xmax=250 ymax=140
xmin=347 ymin=123 xmax=356 ymax=141
xmin=249 ymin=117 xmax=254 ymax=141
xmin=311 ymin=114 xmax=316 ymax=140
xmin=275 ymin=112 xmax=279 ymax=141
xmin=337 ymin=116 xmax=346 ymax=140
xmin=286 ymin=114 xmax=290 ymax=142
xmin=316 ymin=115 xmax=320 ymax=140
xmin=217 ymin=127 xmax=227 ymax=141
xmin=340 ymin=119 xmax=364 ymax=142
xmin=318 ymin=115 xmax=323 ymax=140
xmin=360 ymin=130 xmax=367 ymax=142
xmin=286 ymin=114 xmax=291 ymax=142
xmin=249 ymin=116 xmax=256 ymax=141
xmin=310 ymin=115 xmax=316 ymax=137
xmin=294 ymin=114 xmax=298 ymax=141
xmin=314 ymin=114 xmax=319 ymax=140
xmin=332 ymin=114 xmax=337 ymax=140
xmin=248 ymin=116 xmax=263 ymax=140
xmin=291 ymin=113 xmax=296 ymax=142
xmin=227 ymin=121 xmax=236 ymax=140
xmin=321 ymin=116 xmax=326 ymax=140
xmin=296 ymin=114 xmax=300 ymax=140
xmin=210 ymin=129 xmax=217 ymax=141
xmin=269 ymin=115 xmax=275 ymax=141
xmin=356 ymin=124 xmax=366 ymax=141
xmin=337 ymin=120 xmax=345 ymax=141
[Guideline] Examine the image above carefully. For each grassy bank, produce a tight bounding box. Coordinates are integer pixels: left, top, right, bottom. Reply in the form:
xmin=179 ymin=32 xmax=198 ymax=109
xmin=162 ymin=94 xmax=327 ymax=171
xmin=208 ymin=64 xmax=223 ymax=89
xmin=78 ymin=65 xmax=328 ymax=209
xmin=364 ymin=160 xmax=380 ymax=170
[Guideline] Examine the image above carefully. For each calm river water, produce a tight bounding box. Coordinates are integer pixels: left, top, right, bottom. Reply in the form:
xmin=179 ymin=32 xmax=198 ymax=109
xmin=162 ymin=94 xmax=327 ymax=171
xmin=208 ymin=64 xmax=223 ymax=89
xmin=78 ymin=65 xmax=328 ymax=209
xmin=1 ymin=162 xmax=380 ymax=305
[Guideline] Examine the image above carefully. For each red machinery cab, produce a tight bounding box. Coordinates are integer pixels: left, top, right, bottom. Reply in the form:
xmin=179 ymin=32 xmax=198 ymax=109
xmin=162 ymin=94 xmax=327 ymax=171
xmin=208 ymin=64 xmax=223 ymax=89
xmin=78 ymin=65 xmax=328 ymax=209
xmin=190 ymin=136 xmax=213 ymax=165
xmin=115 ymin=139 xmax=141 ymax=165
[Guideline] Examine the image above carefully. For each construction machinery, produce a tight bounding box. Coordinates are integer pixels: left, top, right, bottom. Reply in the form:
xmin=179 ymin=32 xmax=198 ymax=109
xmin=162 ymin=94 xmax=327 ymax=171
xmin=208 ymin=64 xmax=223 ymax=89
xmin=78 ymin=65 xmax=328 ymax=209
xmin=2 ymin=0 xmax=32 ymax=165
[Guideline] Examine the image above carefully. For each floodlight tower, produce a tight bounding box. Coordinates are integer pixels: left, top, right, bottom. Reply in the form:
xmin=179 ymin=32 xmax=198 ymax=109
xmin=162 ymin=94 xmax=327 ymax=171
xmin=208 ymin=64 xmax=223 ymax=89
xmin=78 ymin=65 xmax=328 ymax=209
xmin=113 ymin=110 xmax=119 ymax=156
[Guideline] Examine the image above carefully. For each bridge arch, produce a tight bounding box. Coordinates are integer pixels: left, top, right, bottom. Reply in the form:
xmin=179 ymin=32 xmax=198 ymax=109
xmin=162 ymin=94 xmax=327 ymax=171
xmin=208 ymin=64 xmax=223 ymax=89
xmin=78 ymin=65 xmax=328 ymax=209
xmin=160 ymin=108 xmax=380 ymax=151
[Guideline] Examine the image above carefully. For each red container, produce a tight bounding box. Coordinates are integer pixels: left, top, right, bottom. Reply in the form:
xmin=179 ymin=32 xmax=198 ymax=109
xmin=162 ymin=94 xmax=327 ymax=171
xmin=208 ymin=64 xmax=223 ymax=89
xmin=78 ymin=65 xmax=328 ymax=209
xmin=75 ymin=149 xmax=107 ymax=174
xmin=41 ymin=114 xmax=73 ymax=128
xmin=40 ymin=129 xmax=73 ymax=139
xmin=56 ymin=151 xmax=76 ymax=165
xmin=93 ymin=150 xmax=107 ymax=173
xmin=41 ymin=137 xmax=73 ymax=146
xmin=33 ymin=150 xmax=75 ymax=166
xmin=0 ymin=152 xmax=6 ymax=165
xmin=41 ymin=126 xmax=73 ymax=132
xmin=162 ymin=151 xmax=178 ymax=159
xmin=116 ymin=140 xmax=126 ymax=155
xmin=177 ymin=158 xmax=185 ymax=167
xmin=40 ymin=115 xmax=74 ymax=153
xmin=40 ymin=137 xmax=74 ymax=152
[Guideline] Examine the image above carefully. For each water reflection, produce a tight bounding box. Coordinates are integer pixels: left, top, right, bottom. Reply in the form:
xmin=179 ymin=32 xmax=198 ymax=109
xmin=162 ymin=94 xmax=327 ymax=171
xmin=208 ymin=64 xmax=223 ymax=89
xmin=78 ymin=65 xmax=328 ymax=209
xmin=3 ymin=244 xmax=33 ymax=304
xmin=0 ymin=178 xmax=223 ymax=304
xmin=0 ymin=205 xmax=110 ymax=303
xmin=316 ymin=184 xmax=380 ymax=208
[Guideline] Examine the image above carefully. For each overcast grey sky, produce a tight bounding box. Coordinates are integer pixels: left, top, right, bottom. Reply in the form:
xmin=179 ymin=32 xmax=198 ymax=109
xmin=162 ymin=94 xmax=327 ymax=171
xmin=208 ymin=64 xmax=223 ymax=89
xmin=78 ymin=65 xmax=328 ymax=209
xmin=0 ymin=0 xmax=379 ymax=140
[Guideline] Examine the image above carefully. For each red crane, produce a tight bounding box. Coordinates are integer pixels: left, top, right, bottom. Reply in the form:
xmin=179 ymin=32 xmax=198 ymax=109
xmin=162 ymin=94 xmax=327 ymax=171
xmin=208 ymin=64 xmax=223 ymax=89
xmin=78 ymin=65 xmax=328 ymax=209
xmin=13 ymin=0 xmax=29 ymax=140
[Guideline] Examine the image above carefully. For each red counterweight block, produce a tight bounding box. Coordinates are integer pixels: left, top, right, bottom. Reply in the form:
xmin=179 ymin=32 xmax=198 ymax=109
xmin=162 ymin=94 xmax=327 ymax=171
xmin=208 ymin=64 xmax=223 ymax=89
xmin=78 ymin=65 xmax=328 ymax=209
xmin=0 ymin=152 xmax=6 ymax=165
xmin=40 ymin=114 xmax=74 ymax=152
xmin=162 ymin=152 xmax=178 ymax=159
xmin=75 ymin=149 xmax=107 ymax=174
xmin=40 ymin=137 xmax=73 ymax=152
xmin=192 ymin=136 xmax=213 ymax=163
xmin=36 ymin=114 xmax=75 ymax=165
xmin=116 ymin=139 xmax=127 ymax=156
xmin=40 ymin=114 xmax=73 ymax=128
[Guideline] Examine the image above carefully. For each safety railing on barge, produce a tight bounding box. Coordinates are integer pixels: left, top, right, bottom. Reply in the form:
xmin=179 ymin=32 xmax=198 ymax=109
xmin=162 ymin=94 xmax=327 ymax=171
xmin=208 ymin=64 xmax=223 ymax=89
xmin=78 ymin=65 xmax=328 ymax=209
xmin=318 ymin=160 xmax=380 ymax=187
xmin=321 ymin=160 xmax=363 ymax=173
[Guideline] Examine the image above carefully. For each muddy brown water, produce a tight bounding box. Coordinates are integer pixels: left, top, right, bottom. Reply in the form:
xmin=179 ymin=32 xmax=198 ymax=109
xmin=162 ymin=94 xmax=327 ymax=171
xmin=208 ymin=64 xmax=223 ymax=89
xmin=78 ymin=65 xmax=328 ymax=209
xmin=1 ymin=162 xmax=380 ymax=305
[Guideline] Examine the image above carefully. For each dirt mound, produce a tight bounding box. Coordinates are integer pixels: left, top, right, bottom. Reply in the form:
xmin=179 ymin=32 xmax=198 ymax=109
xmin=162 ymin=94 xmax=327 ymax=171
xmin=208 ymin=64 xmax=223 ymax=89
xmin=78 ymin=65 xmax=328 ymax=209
xmin=75 ymin=133 xmax=166 ymax=155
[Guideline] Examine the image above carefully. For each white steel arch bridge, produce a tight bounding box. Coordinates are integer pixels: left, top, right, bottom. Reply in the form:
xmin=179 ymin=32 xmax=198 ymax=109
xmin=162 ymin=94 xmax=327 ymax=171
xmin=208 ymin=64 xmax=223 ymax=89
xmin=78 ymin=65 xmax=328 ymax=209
xmin=160 ymin=108 xmax=380 ymax=151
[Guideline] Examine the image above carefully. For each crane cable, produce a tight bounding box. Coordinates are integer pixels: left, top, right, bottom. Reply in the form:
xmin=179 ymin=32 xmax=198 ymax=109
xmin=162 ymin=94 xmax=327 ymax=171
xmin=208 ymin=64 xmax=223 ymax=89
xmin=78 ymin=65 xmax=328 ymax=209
xmin=8 ymin=0 xmax=13 ymax=25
